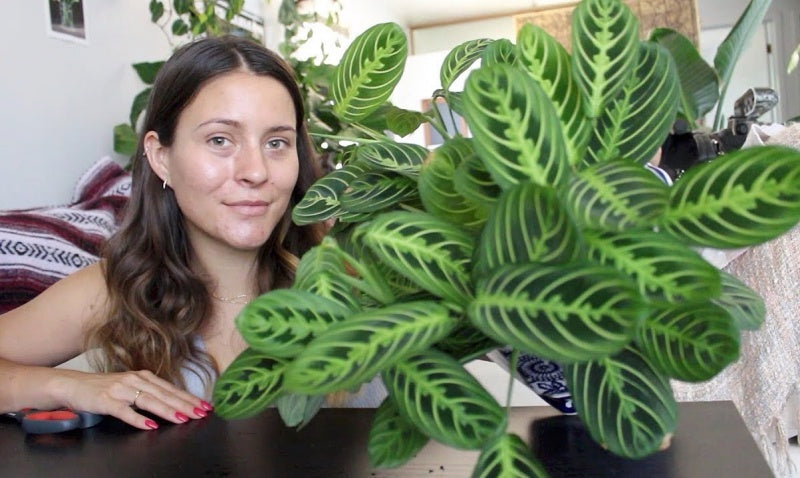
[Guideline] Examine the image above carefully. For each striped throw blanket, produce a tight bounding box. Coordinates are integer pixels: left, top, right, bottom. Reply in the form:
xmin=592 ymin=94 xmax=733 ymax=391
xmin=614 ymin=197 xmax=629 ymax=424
xmin=0 ymin=157 xmax=130 ymax=313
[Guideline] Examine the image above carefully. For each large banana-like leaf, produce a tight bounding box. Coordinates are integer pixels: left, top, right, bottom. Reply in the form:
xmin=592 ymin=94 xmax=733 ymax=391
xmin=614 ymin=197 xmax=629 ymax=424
xmin=636 ymin=302 xmax=739 ymax=382
xmin=481 ymin=38 xmax=519 ymax=67
xmin=212 ymin=348 xmax=285 ymax=419
xmin=441 ymin=38 xmax=494 ymax=90
xmin=356 ymin=211 xmax=475 ymax=304
xmin=661 ymin=146 xmax=800 ymax=248
xmin=564 ymin=346 xmax=677 ymax=459
xmin=566 ymin=158 xmax=670 ymax=231
xmin=356 ymin=141 xmax=430 ymax=179
xmin=463 ymin=63 xmax=570 ymax=190
xmin=571 ymin=0 xmax=640 ymax=118
xmin=292 ymin=161 xmax=371 ymax=225
xmin=382 ymin=349 xmax=507 ymax=450
xmin=472 ymin=433 xmax=548 ymax=478
xmin=418 ymin=137 xmax=488 ymax=231
xmin=517 ymin=23 xmax=591 ymax=167
xmin=368 ymin=398 xmax=430 ymax=469
xmin=294 ymin=238 xmax=361 ymax=311
xmin=712 ymin=0 xmax=772 ymax=130
xmin=340 ymin=171 xmax=419 ymax=213
xmin=585 ymin=41 xmax=679 ymax=167
xmin=713 ymin=270 xmax=765 ymax=331
xmin=649 ymin=28 xmax=719 ymax=124
xmin=584 ymin=230 xmax=721 ymax=304
xmin=332 ymin=22 xmax=408 ymax=122
xmin=453 ymin=152 xmax=500 ymax=214
xmin=469 ymin=262 xmax=646 ymax=364
xmin=473 ymin=182 xmax=582 ymax=280
xmin=283 ymin=300 xmax=456 ymax=395
xmin=236 ymin=289 xmax=353 ymax=358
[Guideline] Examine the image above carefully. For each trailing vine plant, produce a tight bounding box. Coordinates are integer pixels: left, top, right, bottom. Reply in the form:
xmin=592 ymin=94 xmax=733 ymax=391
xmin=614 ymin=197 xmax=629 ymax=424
xmin=212 ymin=0 xmax=800 ymax=474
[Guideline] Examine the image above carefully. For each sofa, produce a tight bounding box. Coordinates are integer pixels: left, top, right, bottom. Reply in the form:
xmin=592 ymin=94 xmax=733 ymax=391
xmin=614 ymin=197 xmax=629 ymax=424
xmin=0 ymin=157 xmax=131 ymax=313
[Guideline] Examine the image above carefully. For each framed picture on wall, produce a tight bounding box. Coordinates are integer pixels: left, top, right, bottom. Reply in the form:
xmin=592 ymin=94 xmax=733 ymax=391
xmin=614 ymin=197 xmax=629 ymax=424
xmin=46 ymin=0 xmax=88 ymax=44
xmin=422 ymin=97 xmax=470 ymax=147
xmin=513 ymin=0 xmax=700 ymax=48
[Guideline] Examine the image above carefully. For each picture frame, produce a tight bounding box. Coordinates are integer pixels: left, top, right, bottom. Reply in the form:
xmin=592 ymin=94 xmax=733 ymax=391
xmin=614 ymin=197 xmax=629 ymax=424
xmin=513 ymin=0 xmax=700 ymax=49
xmin=46 ymin=0 xmax=88 ymax=44
xmin=421 ymin=97 xmax=469 ymax=147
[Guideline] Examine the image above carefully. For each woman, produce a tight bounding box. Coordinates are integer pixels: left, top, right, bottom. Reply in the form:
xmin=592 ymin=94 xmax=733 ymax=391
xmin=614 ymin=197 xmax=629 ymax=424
xmin=0 ymin=35 xmax=325 ymax=430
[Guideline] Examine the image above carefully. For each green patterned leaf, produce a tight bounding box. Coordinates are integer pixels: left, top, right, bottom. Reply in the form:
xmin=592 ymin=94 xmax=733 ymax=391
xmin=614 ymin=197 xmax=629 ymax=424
xmin=368 ymin=398 xmax=430 ymax=468
xmin=517 ymin=23 xmax=591 ymax=167
xmin=481 ymin=38 xmax=519 ymax=67
xmin=585 ymin=41 xmax=679 ymax=167
xmin=275 ymin=392 xmax=325 ymax=429
xmin=571 ymin=0 xmax=640 ymax=118
xmin=661 ymin=146 xmax=800 ymax=248
xmin=650 ymin=28 xmax=719 ymax=124
xmin=418 ymin=137 xmax=488 ymax=231
xmin=292 ymin=161 xmax=371 ymax=225
xmin=472 ymin=433 xmax=548 ymax=478
xmin=446 ymin=90 xmax=466 ymax=116
xmin=385 ymin=106 xmax=428 ymax=137
xmin=236 ymin=289 xmax=352 ymax=358
xmin=469 ymin=262 xmax=646 ymax=363
xmin=356 ymin=141 xmax=430 ymax=178
xmin=340 ymin=171 xmax=419 ymax=214
xmin=383 ymin=349 xmax=507 ymax=450
xmin=213 ymin=348 xmax=285 ymax=419
xmin=441 ymin=38 xmax=494 ymax=90
xmin=584 ymin=229 xmax=721 ymax=304
xmin=453 ymin=152 xmax=500 ymax=214
xmin=636 ymin=302 xmax=739 ymax=382
xmin=566 ymin=158 xmax=670 ymax=231
xmin=712 ymin=270 xmax=765 ymax=331
xmin=463 ymin=64 xmax=570 ymax=190
xmin=283 ymin=301 xmax=456 ymax=394
xmin=332 ymin=22 xmax=408 ymax=121
xmin=474 ymin=182 xmax=582 ymax=280
xmin=294 ymin=238 xmax=361 ymax=311
xmin=356 ymin=211 xmax=475 ymax=304
xmin=434 ymin=322 xmax=500 ymax=364
xmin=564 ymin=346 xmax=677 ymax=459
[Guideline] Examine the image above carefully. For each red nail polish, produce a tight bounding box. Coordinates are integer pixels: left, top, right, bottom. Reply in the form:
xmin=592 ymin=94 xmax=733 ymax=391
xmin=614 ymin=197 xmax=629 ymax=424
xmin=193 ymin=407 xmax=207 ymax=418
xmin=145 ymin=419 xmax=159 ymax=430
xmin=175 ymin=412 xmax=189 ymax=422
xmin=200 ymin=401 xmax=214 ymax=411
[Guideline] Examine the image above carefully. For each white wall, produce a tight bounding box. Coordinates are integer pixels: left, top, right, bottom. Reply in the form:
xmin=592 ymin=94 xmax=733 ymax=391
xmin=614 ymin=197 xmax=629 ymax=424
xmin=0 ymin=2 xmax=171 ymax=209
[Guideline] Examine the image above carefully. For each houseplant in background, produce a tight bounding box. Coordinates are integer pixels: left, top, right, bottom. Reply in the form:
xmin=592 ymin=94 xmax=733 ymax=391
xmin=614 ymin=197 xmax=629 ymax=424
xmin=113 ymin=0 xmax=249 ymax=158
xmin=211 ymin=0 xmax=800 ymax=474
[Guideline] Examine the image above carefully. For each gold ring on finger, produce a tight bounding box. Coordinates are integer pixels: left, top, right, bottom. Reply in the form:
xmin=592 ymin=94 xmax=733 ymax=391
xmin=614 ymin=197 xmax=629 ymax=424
xmin=132 ymin=389 xmax=143 ymax=408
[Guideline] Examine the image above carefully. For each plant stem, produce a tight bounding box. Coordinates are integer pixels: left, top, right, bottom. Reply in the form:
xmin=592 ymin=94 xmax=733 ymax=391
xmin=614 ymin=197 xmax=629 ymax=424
xmin=505 ymin=349 xmax=519 ymax=413
xmin=309 ymin=133 xmax=380 ymax=144
xmin=427 ymin=102 xmax=452 ymax=141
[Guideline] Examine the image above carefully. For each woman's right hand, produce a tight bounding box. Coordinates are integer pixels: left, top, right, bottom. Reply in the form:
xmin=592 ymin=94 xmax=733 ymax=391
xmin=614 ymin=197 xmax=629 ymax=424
xmin=54 ymin=368 xmax=212 ymax=430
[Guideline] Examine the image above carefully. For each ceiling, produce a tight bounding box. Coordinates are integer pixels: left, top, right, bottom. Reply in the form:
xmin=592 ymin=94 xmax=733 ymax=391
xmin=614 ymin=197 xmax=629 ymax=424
xmin=379 ymin=0 xmax=574 ymax=28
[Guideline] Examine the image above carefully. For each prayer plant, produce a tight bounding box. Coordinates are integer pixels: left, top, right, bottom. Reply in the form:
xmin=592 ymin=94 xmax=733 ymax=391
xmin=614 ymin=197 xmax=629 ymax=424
xmin=212 ymin=0 xmax=800 ymax=474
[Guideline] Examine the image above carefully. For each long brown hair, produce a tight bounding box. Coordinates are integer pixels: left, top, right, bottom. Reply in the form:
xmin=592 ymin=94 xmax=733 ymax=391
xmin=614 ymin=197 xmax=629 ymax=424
xmin=90 ymin=36 xmax=325 ymax=388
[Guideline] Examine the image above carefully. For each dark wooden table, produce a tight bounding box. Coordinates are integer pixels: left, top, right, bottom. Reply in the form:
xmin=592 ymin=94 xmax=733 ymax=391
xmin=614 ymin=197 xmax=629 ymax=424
xmin=0 ymin=401 xmax=773 ymax=477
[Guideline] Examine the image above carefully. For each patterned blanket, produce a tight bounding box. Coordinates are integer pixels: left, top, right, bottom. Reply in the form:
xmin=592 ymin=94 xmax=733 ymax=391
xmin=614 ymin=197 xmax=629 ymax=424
xmin=0 ymin=157 xmax=131 ymax=313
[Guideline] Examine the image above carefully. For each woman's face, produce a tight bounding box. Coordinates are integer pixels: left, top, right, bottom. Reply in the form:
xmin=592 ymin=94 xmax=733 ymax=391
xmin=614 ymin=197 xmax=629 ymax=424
xmin=147 ymin=71 xmax=299 ymax=253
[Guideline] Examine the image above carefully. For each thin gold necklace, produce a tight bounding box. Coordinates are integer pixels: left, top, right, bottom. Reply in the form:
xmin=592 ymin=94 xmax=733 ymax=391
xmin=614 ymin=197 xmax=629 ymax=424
xmin=210 ymin=293 xmax=253 ymax=305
